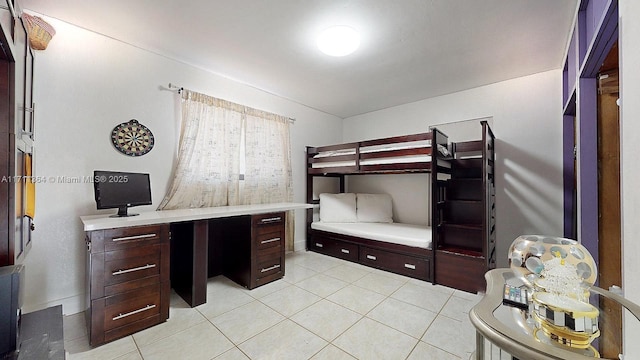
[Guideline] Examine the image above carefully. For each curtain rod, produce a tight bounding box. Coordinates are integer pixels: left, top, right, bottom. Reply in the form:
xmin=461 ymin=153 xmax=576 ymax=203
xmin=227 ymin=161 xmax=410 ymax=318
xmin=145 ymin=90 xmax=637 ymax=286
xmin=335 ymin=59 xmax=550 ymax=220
xmin=168 ymin=82 xmax=184 ymax=94
xmin=167 ymin=82 xmax=296 ymax=123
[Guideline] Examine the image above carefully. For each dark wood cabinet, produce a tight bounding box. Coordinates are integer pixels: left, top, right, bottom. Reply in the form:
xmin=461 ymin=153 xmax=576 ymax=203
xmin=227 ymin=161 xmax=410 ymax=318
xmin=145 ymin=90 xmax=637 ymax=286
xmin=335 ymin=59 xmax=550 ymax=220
xmin=85 ymin=224 xmax=170 ymax=347
xmin=219 ymin=212 xmax=286 ymax=290
xmin=0 ymin=0 xmax=36 ymax=267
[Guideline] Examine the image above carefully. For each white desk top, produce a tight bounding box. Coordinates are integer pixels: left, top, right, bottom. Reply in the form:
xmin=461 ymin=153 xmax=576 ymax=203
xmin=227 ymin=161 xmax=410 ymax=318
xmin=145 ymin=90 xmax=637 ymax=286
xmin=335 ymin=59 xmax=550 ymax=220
xmin=81 ymin=202 xmax=312 ymax=231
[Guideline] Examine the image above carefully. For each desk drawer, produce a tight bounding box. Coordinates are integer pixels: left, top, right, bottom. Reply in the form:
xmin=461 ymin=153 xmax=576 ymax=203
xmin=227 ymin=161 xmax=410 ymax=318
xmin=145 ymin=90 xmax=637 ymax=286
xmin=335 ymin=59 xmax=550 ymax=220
xmin=93 ymin=225 xmax=165 ymax=252
xmin=103 ymin=245 xmax=161 ymax=287
xmin=252 ymin=212 xmax=285 ymax=234
xmin=255 ymin=230 xmax=283 ymax=251
xmin=255 ymin=255 xmax=284 ymax=287
xmin=256 ymin=255 xmax=283 ymax=278
xmin=102 ymin=284 xmax=161 ymax=331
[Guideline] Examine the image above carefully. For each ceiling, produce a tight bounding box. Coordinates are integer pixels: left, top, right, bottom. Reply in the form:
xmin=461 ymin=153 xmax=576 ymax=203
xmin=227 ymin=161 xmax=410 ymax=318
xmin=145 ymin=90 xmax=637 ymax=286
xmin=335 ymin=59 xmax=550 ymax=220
xmin=21 ymin=0 xmax=578 ymax=118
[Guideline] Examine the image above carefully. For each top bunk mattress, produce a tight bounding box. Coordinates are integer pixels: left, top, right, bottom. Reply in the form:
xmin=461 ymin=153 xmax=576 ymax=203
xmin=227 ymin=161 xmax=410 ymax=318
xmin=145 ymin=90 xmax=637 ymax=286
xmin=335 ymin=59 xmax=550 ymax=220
xmin=311 ymin=222 xmax=432 ymax=249
xmin=311 ymin=140 xmax=432 ymax=169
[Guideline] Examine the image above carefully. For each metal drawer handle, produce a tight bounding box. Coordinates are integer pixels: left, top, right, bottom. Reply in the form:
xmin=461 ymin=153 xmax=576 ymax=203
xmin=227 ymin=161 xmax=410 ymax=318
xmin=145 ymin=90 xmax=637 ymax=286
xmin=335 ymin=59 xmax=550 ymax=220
xmin=261 ymin=237 xmax=281 ymax=244
xmin=404 ymin=264 xmax=416 ymax=270
xmin=112 ymin=263 xmax=156 ymax=276
xmin=260 ymin=217 xmax=282 ymax=224
xmin=341 ymin=249 xmax=350 ymax=254
xmin=112 ymin=233 xmax=156 ymax=242
xmin=260 ymin=264 xmax=281 ymax=273
xmin=112 ymin=304 xmax=156 ymax=321
xmin=315 ymin=243 xmax=324 ymax=248
xmin=366 ymin=255 xmax=377 ymax=261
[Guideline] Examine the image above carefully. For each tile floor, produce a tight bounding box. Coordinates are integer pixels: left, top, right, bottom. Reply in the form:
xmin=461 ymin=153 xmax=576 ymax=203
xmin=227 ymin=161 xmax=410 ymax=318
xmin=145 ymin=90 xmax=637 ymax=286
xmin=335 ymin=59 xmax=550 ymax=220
xmin=63 ymin=250 xmax=482 ymax=360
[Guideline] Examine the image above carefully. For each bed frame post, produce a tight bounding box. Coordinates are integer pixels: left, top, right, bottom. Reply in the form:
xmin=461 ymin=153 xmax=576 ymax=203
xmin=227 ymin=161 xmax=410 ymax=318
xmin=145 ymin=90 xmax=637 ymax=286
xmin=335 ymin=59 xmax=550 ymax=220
xmin=430 ymin=127 xmax=451 ymax=285
xmin=306 ymin=146 xmax=314 ymax=249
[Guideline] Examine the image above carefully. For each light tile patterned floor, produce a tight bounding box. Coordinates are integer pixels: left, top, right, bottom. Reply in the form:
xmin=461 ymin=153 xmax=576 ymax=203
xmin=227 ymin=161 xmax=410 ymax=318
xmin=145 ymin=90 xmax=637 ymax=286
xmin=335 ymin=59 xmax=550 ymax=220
xmin=64 ymin=250 xmax=482 ymax=360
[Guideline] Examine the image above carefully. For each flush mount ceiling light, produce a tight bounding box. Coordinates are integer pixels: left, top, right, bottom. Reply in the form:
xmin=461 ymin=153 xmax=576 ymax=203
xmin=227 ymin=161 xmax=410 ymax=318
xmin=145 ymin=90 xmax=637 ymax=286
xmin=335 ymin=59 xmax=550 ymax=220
xmin=317 ymin=26 xmax=360 ymax=57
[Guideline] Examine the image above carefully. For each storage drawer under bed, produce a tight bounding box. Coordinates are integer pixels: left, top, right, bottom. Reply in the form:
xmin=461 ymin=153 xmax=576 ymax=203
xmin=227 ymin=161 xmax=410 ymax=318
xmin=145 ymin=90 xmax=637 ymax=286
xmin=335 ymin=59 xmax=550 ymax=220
xmin=359 ymin=246 xmax=430 ymax=280
xmin=309 ymin=235 xmax=359 ymax=262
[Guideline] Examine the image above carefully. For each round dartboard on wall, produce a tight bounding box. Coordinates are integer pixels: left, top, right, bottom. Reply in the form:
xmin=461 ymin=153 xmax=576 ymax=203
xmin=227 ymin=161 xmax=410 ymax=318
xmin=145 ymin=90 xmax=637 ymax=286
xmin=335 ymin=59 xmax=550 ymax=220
xmin=111 ymin=119 xmax=155 ymax=156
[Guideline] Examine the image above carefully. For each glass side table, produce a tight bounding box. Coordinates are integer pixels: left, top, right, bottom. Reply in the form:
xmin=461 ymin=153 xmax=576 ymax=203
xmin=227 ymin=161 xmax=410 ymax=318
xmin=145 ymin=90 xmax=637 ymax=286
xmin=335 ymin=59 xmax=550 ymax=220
xmin=469 ymin=269 xmax=640 ymax=360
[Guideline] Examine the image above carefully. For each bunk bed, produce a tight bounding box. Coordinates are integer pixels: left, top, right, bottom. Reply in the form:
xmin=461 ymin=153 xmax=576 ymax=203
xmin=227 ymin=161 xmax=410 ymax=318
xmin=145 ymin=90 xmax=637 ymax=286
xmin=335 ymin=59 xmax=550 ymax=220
xmin=305 ymin=121 xmax=496 ymax=293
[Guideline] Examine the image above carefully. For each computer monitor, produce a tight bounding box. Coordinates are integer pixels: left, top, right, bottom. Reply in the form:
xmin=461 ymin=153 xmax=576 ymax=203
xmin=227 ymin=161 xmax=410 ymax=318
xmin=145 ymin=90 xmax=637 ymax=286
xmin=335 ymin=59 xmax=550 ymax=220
xmin=93 ymin=170 xmax=152 ymax=217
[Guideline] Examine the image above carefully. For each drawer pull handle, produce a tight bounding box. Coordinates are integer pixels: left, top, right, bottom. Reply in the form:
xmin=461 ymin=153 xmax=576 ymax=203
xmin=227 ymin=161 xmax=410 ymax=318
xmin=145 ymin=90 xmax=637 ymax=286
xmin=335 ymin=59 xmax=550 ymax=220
xmin=366 ymin=255 xmax=377 ymax=261
xmin=260 ymin=217 xmax=282 ymax=224
xmin=112 ymin=304 xmax=156 ymax=321
xmin=261 ymin=237 xmax=281 ymax=244
xmin=315 ymin=243 xmax=323 ymax=248
xmin=112 ymin=263 xmax=156 ymax=276
xmin=260 ymin=264 xmax=281 ymax=273
xmin=341 ymin=249 xmax=350 ymax=254
xmin=112 ymin=233 xmax=156 ymax=242
xmin=404 ymin=264 xmax=416 ymax=270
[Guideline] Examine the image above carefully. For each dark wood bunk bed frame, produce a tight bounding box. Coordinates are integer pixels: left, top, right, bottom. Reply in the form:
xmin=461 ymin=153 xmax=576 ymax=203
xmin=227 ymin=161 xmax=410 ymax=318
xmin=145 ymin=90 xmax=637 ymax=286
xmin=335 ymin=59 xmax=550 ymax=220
xmin=305 ymin=121 xmax=496 ymax=293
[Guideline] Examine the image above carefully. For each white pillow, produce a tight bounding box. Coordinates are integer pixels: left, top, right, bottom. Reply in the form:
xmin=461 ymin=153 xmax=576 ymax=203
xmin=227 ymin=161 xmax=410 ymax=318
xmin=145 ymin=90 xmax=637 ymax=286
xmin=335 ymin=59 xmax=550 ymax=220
xmin=319 ymin=193 xmax=357 ymax=222
xmin=356 ymin=193 xmax=393 ymax=223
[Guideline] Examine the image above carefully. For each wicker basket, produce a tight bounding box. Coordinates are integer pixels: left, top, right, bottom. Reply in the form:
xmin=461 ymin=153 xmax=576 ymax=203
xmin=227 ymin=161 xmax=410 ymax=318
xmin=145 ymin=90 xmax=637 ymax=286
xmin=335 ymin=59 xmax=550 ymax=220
xmin=22 ymin=13 xmax=56 ymax=50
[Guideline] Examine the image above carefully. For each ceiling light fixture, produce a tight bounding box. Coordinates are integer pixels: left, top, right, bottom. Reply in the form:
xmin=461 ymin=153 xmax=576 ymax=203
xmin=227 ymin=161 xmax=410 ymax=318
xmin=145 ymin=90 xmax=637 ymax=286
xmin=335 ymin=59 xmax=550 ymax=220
xmin=317 ymin=26 xmax=360 ymax=57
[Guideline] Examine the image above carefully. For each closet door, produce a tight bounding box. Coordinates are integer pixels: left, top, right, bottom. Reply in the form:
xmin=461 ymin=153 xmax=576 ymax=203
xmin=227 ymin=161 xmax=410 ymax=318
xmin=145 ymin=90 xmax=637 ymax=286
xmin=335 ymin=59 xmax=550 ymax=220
xmin=0 ymin=59 xmax=11 ymax=266
xmin=0 ymin=4 xmax=13 ymax=266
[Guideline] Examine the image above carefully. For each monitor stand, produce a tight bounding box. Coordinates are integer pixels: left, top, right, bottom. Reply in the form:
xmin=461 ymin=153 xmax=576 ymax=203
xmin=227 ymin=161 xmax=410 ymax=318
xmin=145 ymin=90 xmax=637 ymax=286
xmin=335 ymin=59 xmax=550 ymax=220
xmin=109 ymin=206 xmax=140 ymax=218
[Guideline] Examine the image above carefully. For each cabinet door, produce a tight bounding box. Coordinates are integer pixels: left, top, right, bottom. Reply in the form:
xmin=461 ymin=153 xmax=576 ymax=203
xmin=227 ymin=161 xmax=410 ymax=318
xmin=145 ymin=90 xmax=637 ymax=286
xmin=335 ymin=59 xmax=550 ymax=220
xmin=0 ymin=1 xmax=15 ymax=45
xmin=14 ymin=147 xmax=23 ymax=259
xmin=24 ymin=45 xmax=32 ymax=136
xmin=12 ymin=15 xmax=25 ymax=135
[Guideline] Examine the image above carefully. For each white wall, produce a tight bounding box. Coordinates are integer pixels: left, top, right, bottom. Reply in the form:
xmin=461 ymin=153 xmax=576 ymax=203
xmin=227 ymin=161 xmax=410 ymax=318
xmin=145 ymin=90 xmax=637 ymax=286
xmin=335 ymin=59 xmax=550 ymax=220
xmin=24 ymin=16 xmax=342 ymax=314
xmin=619 ymin=0 xmax=640 ymax=355
xmin=343 ymin=70 xmax=564 ymax=268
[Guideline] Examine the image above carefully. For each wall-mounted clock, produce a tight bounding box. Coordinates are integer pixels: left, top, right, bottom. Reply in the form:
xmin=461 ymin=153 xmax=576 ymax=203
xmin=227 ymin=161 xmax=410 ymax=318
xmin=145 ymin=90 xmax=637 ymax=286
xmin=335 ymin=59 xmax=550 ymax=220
xmin=111 ymin=119 xmax=155 ymax=156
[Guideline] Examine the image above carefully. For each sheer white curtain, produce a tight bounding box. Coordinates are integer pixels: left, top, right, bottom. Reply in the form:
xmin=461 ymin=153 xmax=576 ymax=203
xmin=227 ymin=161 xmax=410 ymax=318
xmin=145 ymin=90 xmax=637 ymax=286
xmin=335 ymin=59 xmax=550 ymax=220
xmin=158 ymin=90 xmax=295 ymax=250
xmin=242 ymin=110 xmax=293 ymax=204
xmin=158 ymin=90 xmax=243 ymax=209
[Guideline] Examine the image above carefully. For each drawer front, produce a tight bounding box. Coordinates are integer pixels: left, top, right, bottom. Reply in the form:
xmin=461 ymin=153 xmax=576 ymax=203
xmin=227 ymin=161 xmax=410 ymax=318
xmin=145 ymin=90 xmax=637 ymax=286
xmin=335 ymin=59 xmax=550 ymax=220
xmin=435 ymin=251 xmax=486 ymax=293
xmin=102 ymin=225 xmax=164 ymax=252
xmin=102 ymin=284 xmax=161 ymax=331
xmin=310 ymin=236 xmax=358 ymax=262
xmin=252 ymin=212 xmax=285 ymax=234
xmin=256 ymin=230 xmax=283 ymax=251
xmin=255 ymin=255 xmax=283 ymax=279
xmin=360 ymin=247 xmax=430 ymax=280
xmin=103 ymin=245 xmax=161 ymax=286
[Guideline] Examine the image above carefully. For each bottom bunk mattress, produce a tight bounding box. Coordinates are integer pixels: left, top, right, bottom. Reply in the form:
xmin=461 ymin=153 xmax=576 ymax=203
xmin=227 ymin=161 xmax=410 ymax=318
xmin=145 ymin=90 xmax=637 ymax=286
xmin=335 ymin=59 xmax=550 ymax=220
xmin=310 ymin=222 xmax=432 ymax=249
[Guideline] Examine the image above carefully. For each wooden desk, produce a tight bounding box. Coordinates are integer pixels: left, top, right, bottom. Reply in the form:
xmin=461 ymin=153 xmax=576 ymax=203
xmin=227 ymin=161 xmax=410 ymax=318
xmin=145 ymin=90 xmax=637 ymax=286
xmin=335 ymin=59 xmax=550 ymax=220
xmin=80 ymin=202 xmax=310 ymax=346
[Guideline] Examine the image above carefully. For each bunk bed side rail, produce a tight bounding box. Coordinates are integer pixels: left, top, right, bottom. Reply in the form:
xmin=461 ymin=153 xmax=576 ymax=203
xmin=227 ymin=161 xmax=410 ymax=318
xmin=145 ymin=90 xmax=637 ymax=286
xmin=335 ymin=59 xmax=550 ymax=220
xmin=359 ymin=147 xmax=431 ymax=160
xmin=359 ymin=162 xmax=432 ymax=173
xmin=307 ymin=142 xmax=359 ymax=155
xmin=309 ymin=154 xmax=357 ymax=164
xmin=453 ymin=140 xmax=483 ymax=153
xmin=359 ymin=132 xmax=431 ymax=147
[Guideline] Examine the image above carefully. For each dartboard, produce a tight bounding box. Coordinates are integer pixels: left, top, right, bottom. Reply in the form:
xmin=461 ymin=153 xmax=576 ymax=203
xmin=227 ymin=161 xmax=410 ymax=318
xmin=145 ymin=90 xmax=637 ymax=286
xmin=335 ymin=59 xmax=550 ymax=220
xmin=111 ymin=119 xmax=155 ymax=156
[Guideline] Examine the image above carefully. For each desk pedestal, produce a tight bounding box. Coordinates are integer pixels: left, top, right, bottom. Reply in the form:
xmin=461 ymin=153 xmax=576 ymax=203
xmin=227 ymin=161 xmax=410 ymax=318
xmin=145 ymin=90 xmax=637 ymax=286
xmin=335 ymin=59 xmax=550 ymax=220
xmin=170 ymin=212 xmax=286 ymax=307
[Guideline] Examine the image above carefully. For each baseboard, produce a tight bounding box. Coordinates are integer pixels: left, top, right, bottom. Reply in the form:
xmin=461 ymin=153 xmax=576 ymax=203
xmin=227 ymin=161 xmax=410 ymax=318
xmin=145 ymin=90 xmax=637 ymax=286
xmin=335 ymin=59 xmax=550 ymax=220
xmin=293 ymin=238 xmax=307 ymax=252
xmin=22 ymin=293 xmax=85 ymax=316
